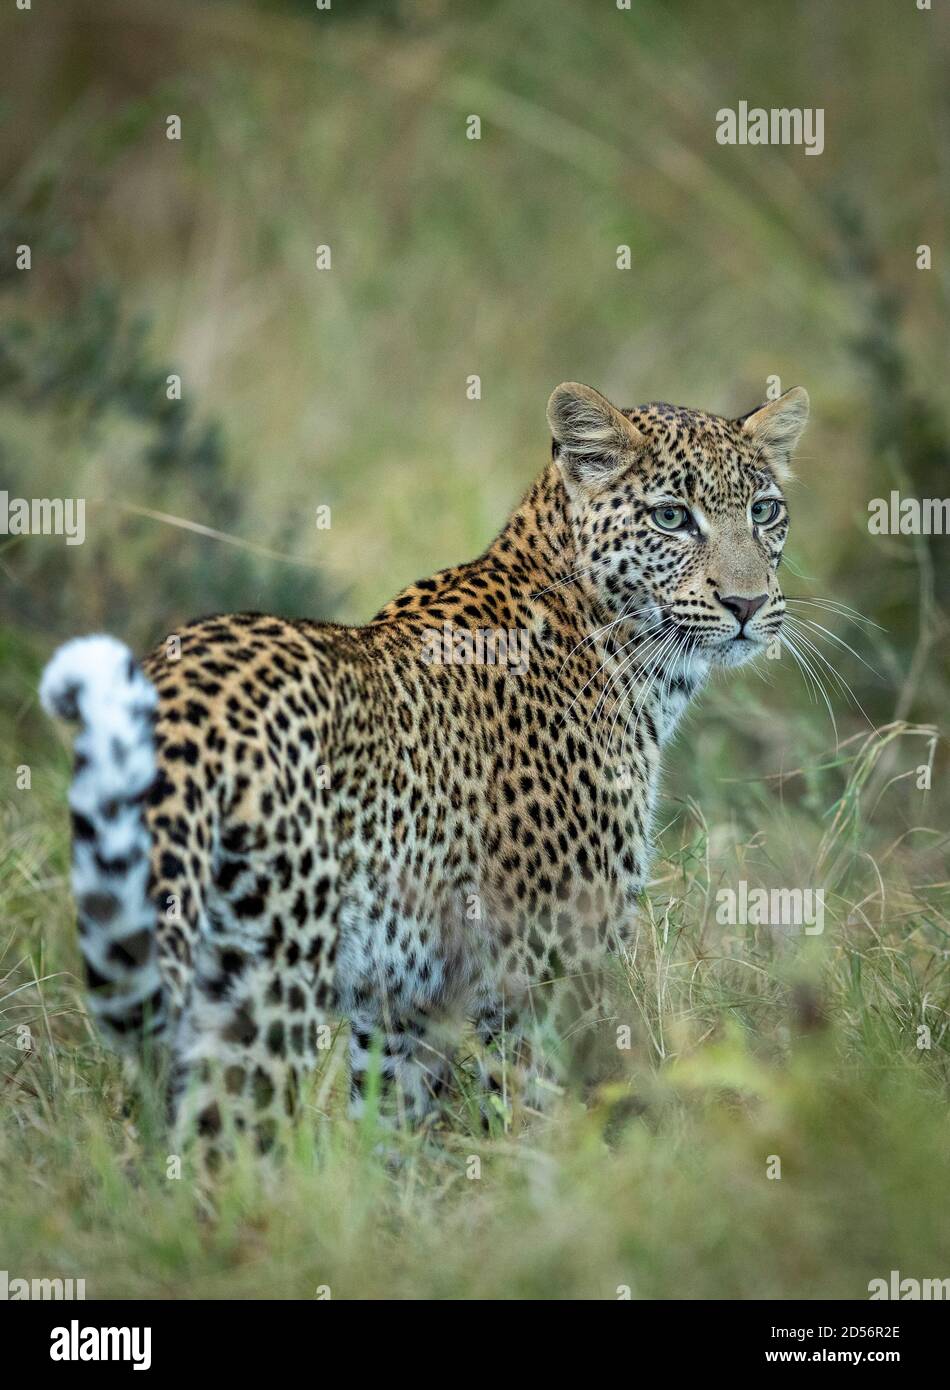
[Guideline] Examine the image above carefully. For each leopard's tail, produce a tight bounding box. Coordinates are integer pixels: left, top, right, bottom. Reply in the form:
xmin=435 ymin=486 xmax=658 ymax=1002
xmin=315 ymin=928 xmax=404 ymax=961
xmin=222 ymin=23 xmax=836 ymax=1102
xmin=41 ymin=635 xmax=166 ymax=1051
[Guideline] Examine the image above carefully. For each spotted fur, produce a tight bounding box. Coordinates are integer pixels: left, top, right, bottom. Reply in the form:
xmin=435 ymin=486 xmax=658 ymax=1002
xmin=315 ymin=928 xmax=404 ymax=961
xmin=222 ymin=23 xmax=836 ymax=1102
xmin=42 ymin=382 xmax=808 ymax=1158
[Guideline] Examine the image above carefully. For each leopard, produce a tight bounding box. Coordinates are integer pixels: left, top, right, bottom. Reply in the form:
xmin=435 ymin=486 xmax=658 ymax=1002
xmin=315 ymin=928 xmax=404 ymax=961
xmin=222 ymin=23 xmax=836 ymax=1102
xmin=41 ymin=380 xmax=809 ymax=1162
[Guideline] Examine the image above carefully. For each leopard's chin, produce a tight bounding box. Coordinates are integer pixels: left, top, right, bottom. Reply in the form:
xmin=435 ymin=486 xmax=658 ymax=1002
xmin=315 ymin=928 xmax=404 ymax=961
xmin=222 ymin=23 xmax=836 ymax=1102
xmin=712 ymin=635 xmax=766 ymax=669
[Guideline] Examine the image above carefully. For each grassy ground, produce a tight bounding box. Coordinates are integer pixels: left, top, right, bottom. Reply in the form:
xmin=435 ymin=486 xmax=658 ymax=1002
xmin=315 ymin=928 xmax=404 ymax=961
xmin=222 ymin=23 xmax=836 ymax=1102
xmin=1 ymin=0 xmax=949 ymax=1298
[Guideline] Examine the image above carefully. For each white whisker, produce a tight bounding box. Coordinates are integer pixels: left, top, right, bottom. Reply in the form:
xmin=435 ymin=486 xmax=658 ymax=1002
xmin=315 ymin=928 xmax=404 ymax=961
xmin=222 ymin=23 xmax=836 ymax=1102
xmin=781 ymin=629 xmax=838 ymax=748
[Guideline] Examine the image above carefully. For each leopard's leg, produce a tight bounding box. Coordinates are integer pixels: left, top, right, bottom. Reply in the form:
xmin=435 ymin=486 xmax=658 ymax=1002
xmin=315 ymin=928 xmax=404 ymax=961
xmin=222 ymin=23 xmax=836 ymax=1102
xmin=168 ymin=815 xmax=339 ymax=1172
xmin=531 ymin=966 xmax=620 ymax=1094
xmin=475 ymin=968 xmax=615 ymax=1120
xmin=472 ymin=991 xmax=514 ymax=1121
xmin=480 ymin=1013 xmax=559 ymax=1116
xmin=472 ymin=990 xmax=556 ymax=1123
xmin=347 ymin=1006 xmax=455 ymax=1129
xmin=169 ymin=948 xmax=327 ymax=1170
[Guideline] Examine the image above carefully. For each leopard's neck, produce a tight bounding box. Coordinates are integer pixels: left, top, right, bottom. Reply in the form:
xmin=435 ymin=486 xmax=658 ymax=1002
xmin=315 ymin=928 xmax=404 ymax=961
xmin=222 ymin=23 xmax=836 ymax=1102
xmin=372 ymin=462 xmax=707 ymax=753
xmin=487 ymin=464 xmax=709 ymax=750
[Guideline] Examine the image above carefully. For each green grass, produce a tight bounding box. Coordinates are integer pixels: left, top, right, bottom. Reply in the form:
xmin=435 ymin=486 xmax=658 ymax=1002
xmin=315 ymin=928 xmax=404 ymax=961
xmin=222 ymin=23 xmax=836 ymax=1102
xmin=1 ymin=0 xmax=948 ymax=1299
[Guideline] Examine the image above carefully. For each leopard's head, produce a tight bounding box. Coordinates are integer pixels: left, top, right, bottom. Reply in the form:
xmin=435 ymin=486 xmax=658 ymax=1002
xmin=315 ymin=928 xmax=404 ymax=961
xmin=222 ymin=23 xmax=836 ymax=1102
xmin=547 ymin=381 xmax=809 ymax=671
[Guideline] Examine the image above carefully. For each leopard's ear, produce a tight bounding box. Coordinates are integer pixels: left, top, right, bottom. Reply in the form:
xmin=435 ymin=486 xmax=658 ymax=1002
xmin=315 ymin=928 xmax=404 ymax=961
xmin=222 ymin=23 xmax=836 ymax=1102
xmin=737 ymin=386 xmax=809 ymax=479
xmin=547 ymin=382 xmax=645 ymax=489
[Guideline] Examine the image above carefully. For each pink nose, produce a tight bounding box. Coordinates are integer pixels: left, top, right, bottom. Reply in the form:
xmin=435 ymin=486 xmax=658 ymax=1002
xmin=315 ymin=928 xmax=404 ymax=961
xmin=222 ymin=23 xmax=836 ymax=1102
xmin=719 ymin=593 xmax=768 ymax=630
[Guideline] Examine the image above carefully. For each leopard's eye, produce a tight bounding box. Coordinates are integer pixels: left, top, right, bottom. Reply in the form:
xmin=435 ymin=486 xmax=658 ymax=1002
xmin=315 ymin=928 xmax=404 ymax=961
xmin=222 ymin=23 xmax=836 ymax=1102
xmin=751 ymin=498 xmax=782 ymax=526
xmin=651 ymin=503 xmax=691 ymax=532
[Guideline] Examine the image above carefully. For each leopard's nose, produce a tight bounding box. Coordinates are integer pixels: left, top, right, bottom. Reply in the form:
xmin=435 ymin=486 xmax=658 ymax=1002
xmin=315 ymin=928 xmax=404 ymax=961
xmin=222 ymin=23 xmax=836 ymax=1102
xmin=719 ymin=593 xmax=768 ymax=630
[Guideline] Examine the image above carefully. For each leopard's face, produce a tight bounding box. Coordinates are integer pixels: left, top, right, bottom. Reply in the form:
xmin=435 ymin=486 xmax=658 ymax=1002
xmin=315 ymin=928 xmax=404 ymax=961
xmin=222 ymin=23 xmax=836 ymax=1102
xmin=548 ymin=383 xmax=809 ymax=674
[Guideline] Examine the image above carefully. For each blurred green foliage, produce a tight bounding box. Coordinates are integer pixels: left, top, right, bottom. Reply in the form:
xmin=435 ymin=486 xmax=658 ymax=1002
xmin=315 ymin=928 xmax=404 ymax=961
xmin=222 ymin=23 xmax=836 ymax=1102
xmin=0 ymin=0 xmax=944 ymax=707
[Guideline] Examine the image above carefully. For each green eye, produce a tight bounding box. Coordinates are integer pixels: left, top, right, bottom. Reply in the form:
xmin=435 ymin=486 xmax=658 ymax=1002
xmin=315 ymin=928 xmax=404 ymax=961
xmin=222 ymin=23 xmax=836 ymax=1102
xmin=751 ymin=498 xmax=782 ymax=526
xmin=651 ymin=503 xmax=691 ymax=532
